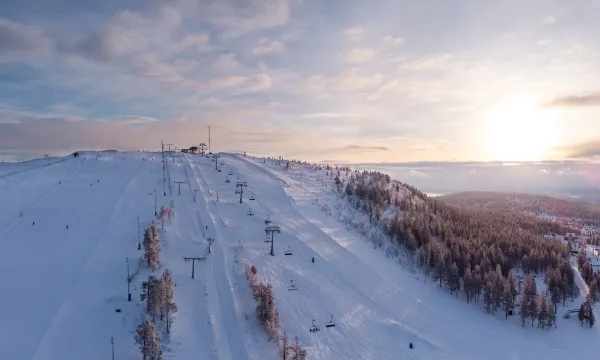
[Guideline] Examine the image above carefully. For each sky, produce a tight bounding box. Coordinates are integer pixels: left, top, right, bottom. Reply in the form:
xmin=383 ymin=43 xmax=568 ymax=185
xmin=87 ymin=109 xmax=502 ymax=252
xmin=1 ymin=0 xmax=600 ymax=163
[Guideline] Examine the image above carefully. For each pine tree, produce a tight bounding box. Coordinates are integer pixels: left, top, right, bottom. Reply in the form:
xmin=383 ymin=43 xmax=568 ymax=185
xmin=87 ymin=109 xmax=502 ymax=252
xmin=160 ymin=269 xmax=176 ymax=334
xmin=538 ymin=295 xmax=547 ymax=328
xmin=374 ymin=204 xmax=382 ymax=221
xmin=589 ymin=281 xmax=598 ymax=303
xmin=135 ymin=320 xmax=162 ymax=360
xmin=579 ymin=302 xmax=586 ymax=325
xmin=290 ymin=336 xmax=307 ymax=360
xmin=464 ymin=268 xmax=473 ymax=303
xmin=143 ymin=223 xmax=161 ymax=270
xmin=502 ymin=281 xmax=514 ymax=319
xmin=142 ymin=275 xmax=160 ymax=322
xmin=484 ymin=281 xmax=494 ymax=313
xmin=546 ymin=299 xmax=556 ymax=329
xmin=281 ymin=331 xmax=290 ymax=360
xmin=447 ymin=262 xmax=460 ymax=295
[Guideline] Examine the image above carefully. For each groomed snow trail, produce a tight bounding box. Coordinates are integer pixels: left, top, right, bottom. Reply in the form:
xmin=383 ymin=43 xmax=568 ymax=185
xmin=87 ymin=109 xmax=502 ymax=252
xmin=183 ymin=154 xmax=253 ymax=360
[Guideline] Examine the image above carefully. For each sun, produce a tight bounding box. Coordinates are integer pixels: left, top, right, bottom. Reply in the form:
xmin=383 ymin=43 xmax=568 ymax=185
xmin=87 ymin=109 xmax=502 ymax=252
xmin=484 ymin=98 xmax=558 ymax=162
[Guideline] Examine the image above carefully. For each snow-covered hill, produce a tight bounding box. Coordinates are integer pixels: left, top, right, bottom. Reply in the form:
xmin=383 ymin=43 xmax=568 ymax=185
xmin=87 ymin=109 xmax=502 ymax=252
xmin=1 ymin=151 xmax=599 ymax=360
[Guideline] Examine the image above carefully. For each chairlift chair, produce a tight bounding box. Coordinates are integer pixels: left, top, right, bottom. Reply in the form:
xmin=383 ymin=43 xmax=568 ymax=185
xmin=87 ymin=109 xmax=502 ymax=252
xmin=249 ymin=193 xmax=256 ymax=200
xmin=225 ymin=178 xmax=230 ymax=183
xmin=288 ymin=280 xmax=298 ymax=291
xmin=247 ymin=208 xmax=254 ymax=216
xmin=309 ymin=319 xmax=320 ymax=333
xmin=217 ymin=169 xmax=222 ymax=172
xmin=228 ymin=171 xmax=233 ymax=175
xmin=285 ymin=245 xmax=292 ymax=256
xmin=325 ymin=315 xmax=335 ymax=328
xmin=235 ymin=189 xmax=241 ymax=194
xmin=264 ymin=233 xmax=271 ymax=243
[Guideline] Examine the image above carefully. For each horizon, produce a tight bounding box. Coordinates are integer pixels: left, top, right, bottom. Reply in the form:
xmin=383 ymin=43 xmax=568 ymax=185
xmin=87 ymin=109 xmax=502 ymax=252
xmin=1 ymin=1 xmax=600 ymax=162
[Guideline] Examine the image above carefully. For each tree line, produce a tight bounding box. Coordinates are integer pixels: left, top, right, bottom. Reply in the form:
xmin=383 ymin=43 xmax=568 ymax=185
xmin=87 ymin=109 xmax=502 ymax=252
xmin=329 ymin=169 xmax=583 ymax=328
xmin=135 ymin=223 xmax=177 ymax=360
xmin=245 ymin=263 xmax=307 ymax=360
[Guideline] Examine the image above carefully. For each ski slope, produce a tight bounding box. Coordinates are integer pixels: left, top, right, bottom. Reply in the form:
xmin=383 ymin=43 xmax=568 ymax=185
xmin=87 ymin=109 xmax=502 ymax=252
xmin=1 ymin=150 xmax=600 ymax=360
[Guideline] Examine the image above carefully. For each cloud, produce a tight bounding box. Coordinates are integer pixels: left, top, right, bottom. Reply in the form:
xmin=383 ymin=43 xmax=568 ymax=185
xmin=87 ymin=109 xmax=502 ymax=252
xmin=0 ymin=18 xmax=51 ymax=55
xmin=301 ymin=113 xmax=365 ymax=118
xmin=343 ymin=27 xmax=363 ymax=41
xmin=214 ymin=53 xmax=241 ymax=69
xmin=204 ymin=0 xmax=293 ymax=36
xmin=252 ymin=38 xmax=284 ymax=55
xmin=543 ymin=15 xmax=556 ymax=24
xmin=207 ymin=73 xmax=273 ymax=93
xmin=381 ymin=35 xmax=404 ymax=47
xmin=341 ymin=47 xmax=374 ymax=64
xmin=344 ymin=145 xmax=390 ymax=152
xmin=302 ymin=72 xmax=382 ymax=95
xmin=169 ymin=33 xmax=213 ymax=53
xmin=543 ymin=93 xmax=600 ymax=108
xmin=557 ymin=141 xmax=600 ymax=159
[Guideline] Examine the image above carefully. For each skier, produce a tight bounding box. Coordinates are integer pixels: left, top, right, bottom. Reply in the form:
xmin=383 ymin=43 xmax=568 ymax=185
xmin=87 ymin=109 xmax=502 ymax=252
xmin=66 ymin=225 xmax=69 ymax=230
xmin=312 ymin=257 xmax=315 ymax=263
xmin=32 ymin=221 xmax=35 ymax=226
xmin=97 ymin=179 xmax=99 ymax=183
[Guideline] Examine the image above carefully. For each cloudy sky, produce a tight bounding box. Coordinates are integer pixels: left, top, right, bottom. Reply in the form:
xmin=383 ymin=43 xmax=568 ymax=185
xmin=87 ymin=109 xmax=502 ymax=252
xmin=1 ymin=0 xmax=600 ymax=162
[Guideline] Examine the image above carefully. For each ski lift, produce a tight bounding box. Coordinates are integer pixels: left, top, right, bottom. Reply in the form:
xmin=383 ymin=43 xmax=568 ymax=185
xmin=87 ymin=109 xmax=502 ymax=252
xmin=264 ymin=233 xmax=271 ymax=243
xmin=235 ymin=189 xmax=241 ymax=194
xmin=217 ymin=169 xmax=222 ymax=172
xmin=264 ymin=217 xmax=271 ymax=225
xmin=228 ymin=171 xmax=233 ymax=175
xmin=225 ymin=178 xmax=230 ymax=183
xmin=325 ymin=315 xmax=335 ymax=328
xmin=247 ymin=208 xmax=254 ymax=216
xmin=288 ymin=280 xmax=298 ymax=291
xmin=249 ymin=194 xmax=256 ymax=201
xmin=285 ymin=245 xmax=292 ymax=256
xmin=309 ymin=319 xmax=320 ymax=333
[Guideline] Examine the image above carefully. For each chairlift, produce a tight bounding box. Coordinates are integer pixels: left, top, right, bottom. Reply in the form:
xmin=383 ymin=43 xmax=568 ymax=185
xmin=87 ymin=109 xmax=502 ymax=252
xmin=235 ymin=189 xmax=241 ymax=194
xmin=325 ymin=315 xmax=336 ymax=328
xmin=217 ymin=169 xmax=222 ymax=172
xmin=309 ymin=319 xmax=320 ymax=333
xmin=288 ymin=280 xmax=298 ymax=291
xmin=247 ymin=208 xmax=254 ymax=216
xmin=249 ymin=194 xmax=256 ymax=201
xmin=228 ymin=171 xmax=233 ymax=176
xmin=264 ymin=233 xmax=271 ymax=243
xmin=225 ymin=178 xmax=230 ymax=183
xmin=285 ymin=245 xmax=292 ymax=256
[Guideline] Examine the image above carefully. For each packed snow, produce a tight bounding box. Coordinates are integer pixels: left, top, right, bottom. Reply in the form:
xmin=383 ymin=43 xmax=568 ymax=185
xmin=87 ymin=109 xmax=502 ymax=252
xmin=1 ymin=151 xmax=600 ymax=360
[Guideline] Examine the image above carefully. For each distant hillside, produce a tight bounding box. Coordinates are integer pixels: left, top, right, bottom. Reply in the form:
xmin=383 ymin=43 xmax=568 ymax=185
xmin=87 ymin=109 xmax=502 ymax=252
xmin=438 ymin=191 xmax=600 ymax=220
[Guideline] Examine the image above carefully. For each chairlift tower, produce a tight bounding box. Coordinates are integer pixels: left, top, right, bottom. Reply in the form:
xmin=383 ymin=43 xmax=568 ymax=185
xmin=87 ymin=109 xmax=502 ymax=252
xmin=213 ymin=154 xmax=220 ymax=171
xmin=265 ymin=225 xmax=281 ymax=256
xmin=183 ymin=256 xmax=205 ymax=278
xmin=199 ymin=143 xmax=207 ymax=155
xmin=236 ymin=181 xmax=247 ymax=203
xmin=174 ymin=181 xmax=187 ymax=195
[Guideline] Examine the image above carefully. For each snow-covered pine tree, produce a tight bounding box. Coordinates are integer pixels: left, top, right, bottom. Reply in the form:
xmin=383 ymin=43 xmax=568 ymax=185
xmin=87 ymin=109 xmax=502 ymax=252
xmin=538 ymin=295 xmax=547 ymax=328
xmin=502 ymin=281 xmax=514 ymax=319
xmin=281 ymin=331 xmax=290 ymax=360
xmin=464 ymin=268 xmax=473 ymax=303
xmin=290 ymin=336 xmax=307 ymax=360
xmin=507 ymin=271 xmax=517 ymax=302
xmin=160 ymin=269 xmax=176 ymax=334
xmin=579 ymin=302 xmax=586 ymax=325
xmin=447 ymin=262 xmax=460 ymax=296
xmin=135 ymin=320 xmax=161 ymax=360
xmin=146 ymin=275 xmax=160 ymax=321
xmin=546 ymin=298 xmax=556 ymax=329
xmin=484 ymin=281 xmax=493 ymax=313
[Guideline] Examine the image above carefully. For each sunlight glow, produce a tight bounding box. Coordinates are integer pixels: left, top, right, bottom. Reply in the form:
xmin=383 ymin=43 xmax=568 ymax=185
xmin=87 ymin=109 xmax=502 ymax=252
xmin=484 ymin=98 xmax=558 ymax=161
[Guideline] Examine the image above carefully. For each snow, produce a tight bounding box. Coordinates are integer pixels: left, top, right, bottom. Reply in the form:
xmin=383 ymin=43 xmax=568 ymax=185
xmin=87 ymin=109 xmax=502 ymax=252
xmin=2 ymin=151 xmax=600 ymax=360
